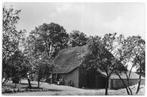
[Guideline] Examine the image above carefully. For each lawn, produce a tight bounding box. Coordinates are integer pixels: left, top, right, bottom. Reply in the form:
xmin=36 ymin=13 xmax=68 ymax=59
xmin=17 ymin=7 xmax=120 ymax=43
xmin=3 ymin=79 xmax=145 ymax=96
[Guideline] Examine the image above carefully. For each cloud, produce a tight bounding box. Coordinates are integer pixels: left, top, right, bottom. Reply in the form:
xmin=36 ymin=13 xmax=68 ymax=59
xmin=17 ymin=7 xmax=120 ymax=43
xmin=56 ymin=4 xmax=72 ymax=13
xmin=103 ymin=15 xmax=145 ymax=38
xmin=103 ymin=16 xmax=123 ymax=32
xmin=4 ymin=2 xmax=145 ymax=39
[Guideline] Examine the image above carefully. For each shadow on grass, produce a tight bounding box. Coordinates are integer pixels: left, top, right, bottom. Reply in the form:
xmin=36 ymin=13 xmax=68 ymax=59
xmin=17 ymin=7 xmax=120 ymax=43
xmin=46 ymin=89 xmax=62 ymax=92
xmin=24 ymin=87 xmax=63 ymax=92
xmin=20 ymin=83 xmax=36 ymax=85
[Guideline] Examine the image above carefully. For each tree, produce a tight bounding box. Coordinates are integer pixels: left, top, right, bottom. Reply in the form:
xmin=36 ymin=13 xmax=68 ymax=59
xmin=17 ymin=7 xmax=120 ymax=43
xmin=134 ymin=49 xmax=145 ymax=94
xmin=69 ymin=30 xmax=88 ymax=47
xmin=122 ymin=36 xmax=145 ymax=94
xmin=2 ymin=7 xmax=32 ymax=89
xmin=101 ymin=33 xmax=143 ymax=95
xmin=111 ymin=35 xmax=145 ymax=95
xmin=24 ymin=23 xmax=69 ymax=87
xmin=103 ymin=33 xmax=133 ymax=95
xmin=30 ymin=23 xmax=69 ymax=58
xmin=101 ymin=33 xmax=123 ymax=95
xmin=3 ymin=49 xmax=30 ymax=88
xmin=2 ymin=7 xmax=22 ymax=82
xmin=3 ymin=7 xmax=21 ymax=62
xmin=83 ymin=36 xmax=125 ymax=95
xmin=34 ymin=56 xmax=53 ymax=88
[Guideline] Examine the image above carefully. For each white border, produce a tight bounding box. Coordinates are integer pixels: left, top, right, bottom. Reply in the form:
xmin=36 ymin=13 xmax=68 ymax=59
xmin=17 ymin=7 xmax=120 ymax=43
xmin=1 ymin=0 xmax=147 ymax=3
xmin=0 ymin=0 xmax=146 ymax=97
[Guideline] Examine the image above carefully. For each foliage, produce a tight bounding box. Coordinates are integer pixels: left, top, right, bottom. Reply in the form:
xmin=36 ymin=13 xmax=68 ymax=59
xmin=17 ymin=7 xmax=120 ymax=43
xmin=102 ymin=33 xmax=117 ymax=52
xmin=25 ymin=22 xmax=69 ymax=68
xmin=125 ymin=36 xmax=145 ymax=73
xmin=23 ymin=23 xmax=69 ymax=87
xmin=85 ymin=35 xmax=126 ymax=74
xmin=109 ymin=35 xmax=145 ymax=95
xmin=2 ymin=7 xmax=26 ymax=79
xmin=29 ymin=23 xmax=69 ymax=58
xmin=69 ymin=30 xmax=88 ymax=47
xmin=122 ymin=36 xmax=145 ymax=94
xmin=83 ymin=36 xmax=126 ymax=95
xmin=3 ymin=50 xmax=30 ymax=79
xmin=3 ymin=7 xmax=21 ymax=61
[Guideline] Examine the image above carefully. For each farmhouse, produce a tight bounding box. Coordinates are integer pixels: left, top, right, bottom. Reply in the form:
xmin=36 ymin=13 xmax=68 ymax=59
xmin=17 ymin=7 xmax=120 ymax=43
xmin=52 ymin=45 xmax=145 ymax=89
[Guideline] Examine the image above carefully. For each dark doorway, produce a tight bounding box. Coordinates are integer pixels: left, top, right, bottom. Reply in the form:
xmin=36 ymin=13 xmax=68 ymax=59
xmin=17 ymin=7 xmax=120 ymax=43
xmin=86 ymin=69 xmax=97 ymax=88
xmin=95 ymin=74 xmax=107 ymax=89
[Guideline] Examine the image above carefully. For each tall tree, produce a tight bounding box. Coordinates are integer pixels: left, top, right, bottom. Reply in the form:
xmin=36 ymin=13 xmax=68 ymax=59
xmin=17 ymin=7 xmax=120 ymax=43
xmin=83 ymin=36 xmax=125 ymax=95
xmin=122 ymin=36 xmax=145 ymax=94
xmin=30 ymin=23 xmax=69 ymax=58
xmin=112 ymin=35 xmax=145 ymax=95
xmin=2 ymin=7 xmax=32 ymax=88
xmin=2 ymin=7 xmax=22 ymax=82
xmin=3 ymin=7 xmax=21 ymax=61
xmin=24 ymin=23 xmax=69 ymax=87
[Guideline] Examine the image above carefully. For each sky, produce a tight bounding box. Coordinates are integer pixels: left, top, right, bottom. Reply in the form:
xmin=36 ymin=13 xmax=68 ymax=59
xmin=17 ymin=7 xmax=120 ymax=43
xmin=4 ymin=2 xmax=145 ymax=38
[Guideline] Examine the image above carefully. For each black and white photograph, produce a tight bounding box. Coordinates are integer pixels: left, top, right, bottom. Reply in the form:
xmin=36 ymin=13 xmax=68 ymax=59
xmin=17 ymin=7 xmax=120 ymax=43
xmin=2 ymin=0 xmax=146 ymax=96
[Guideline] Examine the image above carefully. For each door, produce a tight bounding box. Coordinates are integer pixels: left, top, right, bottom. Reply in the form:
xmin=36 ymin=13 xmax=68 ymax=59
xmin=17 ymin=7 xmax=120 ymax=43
xmin=86 ymin=69 xmax=96 ymax=88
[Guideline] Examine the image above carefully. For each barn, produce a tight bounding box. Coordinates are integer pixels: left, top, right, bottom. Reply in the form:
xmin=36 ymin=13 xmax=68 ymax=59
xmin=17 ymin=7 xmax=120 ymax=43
xmin=52 ymin=45 xmax=145 ymax=89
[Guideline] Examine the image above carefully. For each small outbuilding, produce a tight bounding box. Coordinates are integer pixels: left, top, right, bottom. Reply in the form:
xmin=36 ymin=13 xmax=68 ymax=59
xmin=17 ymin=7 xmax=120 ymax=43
xmin=109 ymin=72 xmax=145 ymax=89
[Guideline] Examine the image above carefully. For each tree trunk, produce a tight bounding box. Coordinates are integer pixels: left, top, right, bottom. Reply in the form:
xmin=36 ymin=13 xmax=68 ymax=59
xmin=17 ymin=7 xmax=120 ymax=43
xmin=125 ymin=72 xmax=133 ymax=95
xmin=27 ymin=78 xmax=32 ymax=88
xmin=50 ymin=73 xmax=53 ymax=84
xmin=136 ymin=69 xmax=142 ymax=94
xmin=116 ymin=72 xmax=130 ymax=95
xmin=105 ymin=77 xmax=109 ymax=95
xmin=38 ymin=73 xmax=40 ymax=88
xmin=128 ymin=86 xmax=133 ymax=95
xmin=38 ymin=79 xmax=40 ymax=88
xmin=136 ymin=75 xmax=141 ymax=94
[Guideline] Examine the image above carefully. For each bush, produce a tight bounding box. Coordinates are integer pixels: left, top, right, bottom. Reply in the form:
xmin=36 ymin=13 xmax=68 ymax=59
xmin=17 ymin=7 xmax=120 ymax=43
xmin=2 ymin=86 xmax=13 ymax=93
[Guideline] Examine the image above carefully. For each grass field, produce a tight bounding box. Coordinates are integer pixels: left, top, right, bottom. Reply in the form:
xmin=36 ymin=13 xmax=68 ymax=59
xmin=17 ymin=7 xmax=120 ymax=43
xmin=3 ymin=79 xmax=145 ymax=96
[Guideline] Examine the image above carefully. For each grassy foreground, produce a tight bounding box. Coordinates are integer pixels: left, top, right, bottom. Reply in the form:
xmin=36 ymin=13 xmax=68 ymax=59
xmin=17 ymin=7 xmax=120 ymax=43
xmin=3 ymin=79 xmax=145 ymax=96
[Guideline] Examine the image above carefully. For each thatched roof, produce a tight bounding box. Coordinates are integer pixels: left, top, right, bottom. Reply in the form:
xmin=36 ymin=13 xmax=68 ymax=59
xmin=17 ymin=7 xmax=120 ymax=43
xmin=53 ymin=45 xmax=114 ymax=74
xmin=53 ymin=45 xmax=89 ymax=73
xmin=53 ymin=45 xmax=144 ymax=80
